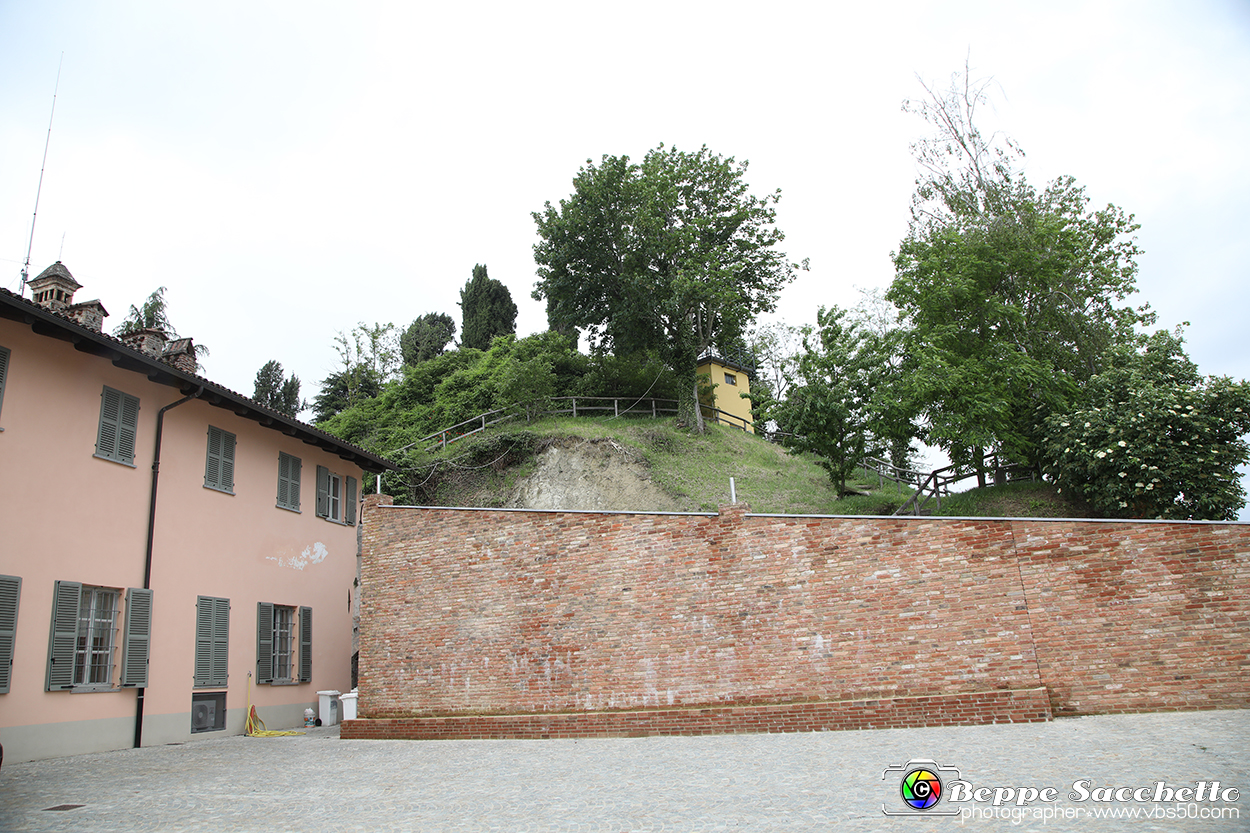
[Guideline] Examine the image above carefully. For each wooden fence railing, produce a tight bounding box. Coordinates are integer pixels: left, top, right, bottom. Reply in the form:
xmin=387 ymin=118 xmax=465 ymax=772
xmin=858 ymin=455 xmax=928 ymax=497
xmin=892 ymin=453 xmax=1037 ymax=516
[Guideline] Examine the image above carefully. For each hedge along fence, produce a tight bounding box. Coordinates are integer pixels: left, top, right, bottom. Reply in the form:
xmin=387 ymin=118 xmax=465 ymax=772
xmin=348 ymin=498 xmax=1250 ymax=740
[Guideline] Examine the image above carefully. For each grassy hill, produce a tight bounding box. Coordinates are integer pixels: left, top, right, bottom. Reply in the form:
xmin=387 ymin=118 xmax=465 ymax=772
xmin=392 ymin=415 xmax=1089 ymax=518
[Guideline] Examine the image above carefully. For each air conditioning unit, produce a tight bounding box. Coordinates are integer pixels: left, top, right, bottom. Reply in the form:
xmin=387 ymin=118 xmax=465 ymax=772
xmin=191 ymin=692 xmax=226 ymax=733
xmin=192 ymin=701 xmax=216 ymax=731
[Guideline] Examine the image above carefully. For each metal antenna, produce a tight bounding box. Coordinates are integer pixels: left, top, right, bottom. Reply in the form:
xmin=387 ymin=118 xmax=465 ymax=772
xmin=20 ymin=53 xmax=64 ymax=298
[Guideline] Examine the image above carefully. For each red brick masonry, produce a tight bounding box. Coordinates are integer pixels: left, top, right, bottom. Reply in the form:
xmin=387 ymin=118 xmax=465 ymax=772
xmin=343 ymin=688 xmax=1052 ymax=740
xmin=345 ymin=498 xmax=1249 ymax=740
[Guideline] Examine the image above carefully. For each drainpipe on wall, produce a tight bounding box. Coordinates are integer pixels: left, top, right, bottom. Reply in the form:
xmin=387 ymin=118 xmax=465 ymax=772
xmin=134 ymin=386 xmax=203 ymax=750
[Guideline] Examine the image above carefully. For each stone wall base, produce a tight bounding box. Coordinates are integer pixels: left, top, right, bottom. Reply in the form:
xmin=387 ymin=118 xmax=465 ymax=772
xmin=340 ymin=688 xmax=1052 ymax=741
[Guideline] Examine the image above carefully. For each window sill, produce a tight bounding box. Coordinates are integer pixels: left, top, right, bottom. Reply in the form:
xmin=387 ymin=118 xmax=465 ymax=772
xmin=203 ymin=484 xmax=235 ymax=496
xmin=93 ymin=453 xmax=136 ymax=468
xmin=68 ymin=685 xmax=120 ymax=694
xmin=276 ymin=503 xmax=302 ymax=514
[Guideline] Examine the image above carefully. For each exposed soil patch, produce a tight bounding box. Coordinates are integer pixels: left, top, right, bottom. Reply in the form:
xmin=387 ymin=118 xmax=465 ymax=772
xmin=507 ymin=437 xmax=684 ymax=512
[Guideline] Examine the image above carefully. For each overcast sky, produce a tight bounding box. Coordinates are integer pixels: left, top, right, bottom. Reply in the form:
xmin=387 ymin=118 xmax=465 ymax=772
xmin=3 ymin=1 xmax=1248 ymax=483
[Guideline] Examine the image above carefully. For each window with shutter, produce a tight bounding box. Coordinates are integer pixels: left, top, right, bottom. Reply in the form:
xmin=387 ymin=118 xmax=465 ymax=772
xmin=272 ymin=605 xmax=294 ymax=683
xmin=276 ymin=452 xmax=302 ymax=511
xmin=328 ymin=473 xmax=342 ymax=521
xmin=47 ymin=581 xmax=125 ymax=691
xmin=120 ymin=588 xmax=152 ymax=688
xmin=0 ymin=574 xmax=21 ymax=694
xmin=316 ymin=466 xmax=359 ymax=525
xmin=256 ymin=602 xmax=308 ymax=685
xmin=0 ymin=345 xmax=10 ymax=423
xmin=194 ymin=596 xmax=230 ymax=688
xmin=204 ymin=426 xmax=236 ymax=493
xmin=95 ymin=387 xmax=140 ymax=466
xmin=315 ymin=465 xmax=329 ymax=518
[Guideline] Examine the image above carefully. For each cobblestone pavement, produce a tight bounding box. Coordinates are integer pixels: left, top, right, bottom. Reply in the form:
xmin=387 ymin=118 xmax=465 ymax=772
xmin=1 ymin=710 xmax=1247 ymax=832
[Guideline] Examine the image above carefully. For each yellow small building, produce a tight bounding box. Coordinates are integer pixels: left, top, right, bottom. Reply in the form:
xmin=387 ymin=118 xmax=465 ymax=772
xmin=696 ymin=354 xmax=754 ymax=433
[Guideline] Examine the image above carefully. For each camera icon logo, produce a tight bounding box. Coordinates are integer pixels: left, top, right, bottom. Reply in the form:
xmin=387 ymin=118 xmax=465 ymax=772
xmin=901 ymin=766 xmax=943 ymax=809
xmin=882 ymin=759 xmax=962 ymax=816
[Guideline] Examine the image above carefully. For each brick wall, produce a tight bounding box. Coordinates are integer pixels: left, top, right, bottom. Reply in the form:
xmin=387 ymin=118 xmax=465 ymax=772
xmin=1015 ymin=521 xmax=1248 ymax=715
xmin=346 ymin=498 xmax=1248 ymax=740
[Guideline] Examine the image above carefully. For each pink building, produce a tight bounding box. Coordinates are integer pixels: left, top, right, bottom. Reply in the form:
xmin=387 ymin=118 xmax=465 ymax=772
xmin=0 ymin=263 xmax=393 ymax=762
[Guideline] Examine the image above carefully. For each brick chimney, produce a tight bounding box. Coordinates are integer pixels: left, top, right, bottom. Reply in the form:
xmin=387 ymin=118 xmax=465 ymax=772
xmin=28 ymin=262 xmax=82 ymax=312
xmin=161 ymin=338 xmax=198 ymax=374
xmin=64 ymin=299 xmax=109 ymax=332
xmin=122 ymin=327 xmax=168 ymax=358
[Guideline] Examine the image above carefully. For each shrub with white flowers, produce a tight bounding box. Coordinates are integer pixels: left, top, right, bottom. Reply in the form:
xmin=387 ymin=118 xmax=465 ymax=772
xmin=1043 ymin=329 xmax=1250 ymax=520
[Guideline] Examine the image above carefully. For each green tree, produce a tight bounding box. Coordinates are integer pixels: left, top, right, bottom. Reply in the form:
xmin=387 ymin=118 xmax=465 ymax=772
xmin=312 ymin=323 xmax=398 ymax=423
xmin=252 ymin=360 xmax=306 ymax=416
xmin=400 ymin=312 xmax=457 ymax=365
xmin=312 ymin=366 xmax=380 ymax=424
xmin=888 ymin=70 xmax=1147 ymax=475
xmin=743 ymin=322 xmax=801 ymax=407
xmin=1043 ymin=328 xmax=1250 ymax=520
xmin=768 ymin=307 xmax=879 ymax=495
xmin=495 ymin=356 xmax=556 ymax=420
xmin=533 ymin=144 xmax=802 ymax=432
xmin=459 ymin=265 xmax=517 ymax=350
xmin=847 ymin=289 xmax=922 ymax=471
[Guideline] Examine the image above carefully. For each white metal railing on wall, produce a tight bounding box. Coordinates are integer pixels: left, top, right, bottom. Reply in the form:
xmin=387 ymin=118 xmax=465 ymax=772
xmin=419 ymin=396 xmax=756 ymax=451
xmin=414 ymin=403 xmax=1036 ymax=514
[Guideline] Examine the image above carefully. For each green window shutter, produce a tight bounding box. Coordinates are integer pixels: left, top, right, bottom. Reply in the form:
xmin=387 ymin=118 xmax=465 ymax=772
xmin=211 ymin=597 xmax=229 ymax=686
xmin=345 ymin=476 xmax=358 ymax=525
xmin=205 ymin=427 xmax=237 ymax=493
xmin=205 ymin=425 xmax=222 ymax=482
xmin=315 ymin=465 xmax=329 ymax=518
xmin=204 ymin=426 xmax=221 ymax=487
xmin=195 ymin=596 xmax=230 ymax=688
xmin=276 ymin=453 xmax=290 ymax=507
xmin=96 ymin=387 xmax=121 ymax=460
xmin=120 ymin=588 xmax=153 ymax=688
xmin=289 ymin=455 xmax=301 ymax=510
xmin=220 ymin=431 xmax=236 ymax=491
xmin=277 ymin=453 xmax=301 ymax=511
xmin=0 ymin=345 xmax=10 ymax=422
xmin=0 ymin=574 xmax=21 ymax=694
xmin=118 ymin=393 xmax=140 ymax=464
xmin=298 ymin=606 xmax=312 ymax=683
xmin=46 ymin=580 xmax=82 ymax=691
xmin=194 ymin=597 xmax=214 ymax=686
xmin=255 ymin=602 xmax=274 ymax=684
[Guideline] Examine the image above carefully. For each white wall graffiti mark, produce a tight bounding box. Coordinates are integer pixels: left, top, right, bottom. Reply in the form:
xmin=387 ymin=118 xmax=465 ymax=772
xmin=266 ymin=542 xmax=329 ymax=571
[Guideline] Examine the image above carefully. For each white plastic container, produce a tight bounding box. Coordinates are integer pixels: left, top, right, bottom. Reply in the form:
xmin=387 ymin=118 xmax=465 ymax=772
xmin=340 ymin=689 xmax=359 ymax=721
xmin=316 ymin=690 xmax=342 ymax=726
